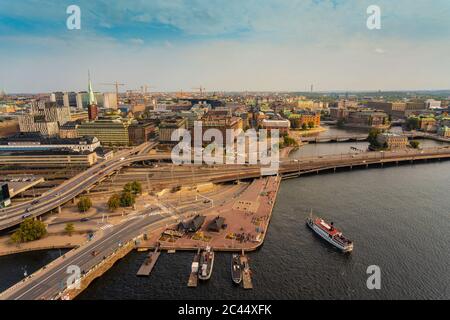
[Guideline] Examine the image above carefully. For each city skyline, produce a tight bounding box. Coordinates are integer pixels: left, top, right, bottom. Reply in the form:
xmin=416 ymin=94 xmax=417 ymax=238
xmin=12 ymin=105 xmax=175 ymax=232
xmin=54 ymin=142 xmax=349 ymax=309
xmin=1 ymin=0 xmax=450 ymax=93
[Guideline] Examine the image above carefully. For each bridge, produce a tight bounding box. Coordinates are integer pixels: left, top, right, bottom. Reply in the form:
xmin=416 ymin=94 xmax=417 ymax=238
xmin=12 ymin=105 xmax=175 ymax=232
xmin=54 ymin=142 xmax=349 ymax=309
xmin=300 ymin=134 xmax=368 ymax=143
xmin=1 ymin=145 xmax=450 ymax=299
xmin=0 ymin=141 xmax=159 ymax=231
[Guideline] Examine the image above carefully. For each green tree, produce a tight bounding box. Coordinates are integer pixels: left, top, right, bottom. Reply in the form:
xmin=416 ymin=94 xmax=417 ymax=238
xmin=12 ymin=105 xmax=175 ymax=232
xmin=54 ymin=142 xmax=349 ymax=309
xmin=368 ymin=128 xmax=382 ymax=149
xmin=301 ymin=123 xmax=308 ymax=130
xmin=283 ymin=136 xmax=299 ymax=147
xmin=308 ymin=121 xmax=315 ymax=129
xmin=410 ymin=140 xmax=420 ymax=149
xmin=406 ymin=117 xmax=420 ymax=130
xmin=64 ymin=223 xmax=75 ymax=236
xmin=120 ymin=191 xmax=135 ymax=207
xmin=123 ymin=181 xmax=142 ymax=195
xmin=107 ymin=193 xmax=121 ymax=212
xmin=11 ymin=218 xmax=47 ymax=243
xmin=77 ymin=196 xmax=92 ymax=213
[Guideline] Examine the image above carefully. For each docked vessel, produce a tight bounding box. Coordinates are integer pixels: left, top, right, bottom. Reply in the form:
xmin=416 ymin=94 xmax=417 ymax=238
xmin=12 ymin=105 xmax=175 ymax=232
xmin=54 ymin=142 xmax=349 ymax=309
xmin=306 ymin=212 xmax=353 ymax=252
xmin=188 ymin=249 xmax=200 ymax=287
xmin=231 ymin=254 xmax=242 ymax=285
xmin=198 ymin=246 xmax=215 ymax=280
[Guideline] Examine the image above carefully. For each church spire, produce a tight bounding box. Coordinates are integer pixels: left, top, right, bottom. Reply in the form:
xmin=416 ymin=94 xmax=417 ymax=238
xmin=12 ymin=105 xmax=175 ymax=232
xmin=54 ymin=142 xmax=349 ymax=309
xmin=88 ymin=70 xmax=97 ymax=105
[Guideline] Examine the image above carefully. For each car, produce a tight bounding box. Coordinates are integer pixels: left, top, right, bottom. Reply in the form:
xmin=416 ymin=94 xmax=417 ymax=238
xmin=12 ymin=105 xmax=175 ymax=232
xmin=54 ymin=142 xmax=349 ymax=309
xmin=31 ymin=199 xmax=39 ymax=205
xmin=80 ymin=218 xmax=89 ymax=222
xmin=91 ymin=250 xmax=100 ymax=257
xmin=22 ymin=213 xmax=32 ymax=219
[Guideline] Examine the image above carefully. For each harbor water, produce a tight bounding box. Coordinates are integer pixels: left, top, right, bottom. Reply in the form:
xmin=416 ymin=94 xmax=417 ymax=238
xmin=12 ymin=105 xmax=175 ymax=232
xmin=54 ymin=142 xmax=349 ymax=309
xmin=1 ymin=126 xmax=449 ymax=299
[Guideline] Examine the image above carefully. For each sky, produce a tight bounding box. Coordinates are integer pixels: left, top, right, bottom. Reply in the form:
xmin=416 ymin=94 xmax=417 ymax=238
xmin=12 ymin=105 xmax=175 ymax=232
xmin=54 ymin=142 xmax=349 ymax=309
xmin=0 ymin=0 xmax=450 ymax=93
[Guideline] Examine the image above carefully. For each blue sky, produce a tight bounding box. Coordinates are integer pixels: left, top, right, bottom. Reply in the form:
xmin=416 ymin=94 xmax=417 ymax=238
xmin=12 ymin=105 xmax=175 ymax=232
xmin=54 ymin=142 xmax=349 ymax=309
xmin=1 ymin=0 xmax=450 ymax=93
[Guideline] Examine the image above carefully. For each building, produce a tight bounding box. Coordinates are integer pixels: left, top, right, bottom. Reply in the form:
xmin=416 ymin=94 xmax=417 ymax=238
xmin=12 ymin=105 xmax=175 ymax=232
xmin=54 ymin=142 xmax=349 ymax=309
xmin=207 ymin=216 xmax=225 ymax=232
xmin=344 ymin=110 xmax=389 ymax=129
xmin=59 ymin=121 xmax=80 ymax=138
xmin=0 ymin=149 xmax=98 ymax=167
xmin=128 ymin=121 xmax=157 ymax=145
xmin=103 ymin=92 xmax=118 ymax=109
xmin=426 ymin=99 xmax=442 ymax=110
xmin=0 ymin=183 xmax=11 ymax=208
xmin=77 ymin=118 xmax=131 ymax=146
xmin=158 ymin=118 xmax=188 ymax=143
xmin=376 ymin=133 xmax=408 ymax=150
xmin=288 ymin=112 xmax=321 ymax=129
xmin=367 ymin=101 xmax=406 ymax=118
xmin=63 ymin=92 xmax=78 ymax=108
xmin=31 ymin=101 xmax=71 ymax=126
xmin=0 ymin=133 xmax=101 ymax=152
xmin=178 ymin=215 xmax=206 ymax=233
xmin=88 ymin=104 xmax=98 ymax=121
xmin=18 ymin=115 xmax=59 ymax=136
xmin=419 ymin=117 xmax=437 ymax=132
xmin=197 ymin=115 xmax=243 ymax=140
xmin=18 ymin=100 xmax=71 ymax=136
xmin=260 ymin=119 xmax=290 ymax=135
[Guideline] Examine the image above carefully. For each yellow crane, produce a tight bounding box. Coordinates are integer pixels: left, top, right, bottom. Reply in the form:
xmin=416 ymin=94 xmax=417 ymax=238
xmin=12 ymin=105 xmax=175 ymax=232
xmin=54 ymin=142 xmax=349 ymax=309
xmin=100 ymin=81 xmax=125 ymax=103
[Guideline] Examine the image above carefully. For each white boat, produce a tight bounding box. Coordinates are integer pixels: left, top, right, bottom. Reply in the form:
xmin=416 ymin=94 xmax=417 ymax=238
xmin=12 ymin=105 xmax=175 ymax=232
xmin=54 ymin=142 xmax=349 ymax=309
xmin=306 ymin=211 xmax=353 ymax=252
xmin=198 ymin=246 xmax=214 ymax=280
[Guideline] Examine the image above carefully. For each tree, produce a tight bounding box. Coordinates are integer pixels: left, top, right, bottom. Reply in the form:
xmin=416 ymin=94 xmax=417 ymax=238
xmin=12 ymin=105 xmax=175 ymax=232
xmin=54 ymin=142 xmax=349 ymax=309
xmin=64 ymin=223 xmax=75 ymax=236
xmin=123 ymin=181 xmax=142 ymax=195
xmin=77 ymin=196 xmax=92 ymax=213
xmin=11 ymin=218 xmax=47 ymax=243
xmin=131 ymin=181 xmax=142 ymax=195
xmin=410 ymin=140 xmax=420 ymax=149
xmin=107 ymin=193 xmax=121 ymax=212
xmin=308 ymin=121 xmax=315 ymax=129
xmin=406 ymin=117 xmax=420 ymax=131
xmin=120 ymin=191 xmax=135 ymax=207
xmin=301 ymin=123 xmax=308 ymax=130
xmin=368 ymin=128 xmax=382 ymax=149
xmin=283 ymin=136 xmax=298 ymax=147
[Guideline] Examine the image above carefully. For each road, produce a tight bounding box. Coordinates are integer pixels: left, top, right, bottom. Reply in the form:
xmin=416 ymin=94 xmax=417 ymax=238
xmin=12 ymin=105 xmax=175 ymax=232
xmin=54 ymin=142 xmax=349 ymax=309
xmin=0 ymin=142 xmax=160 ymax=231
xmin=1 ymin=208 xmax=174 ymax=300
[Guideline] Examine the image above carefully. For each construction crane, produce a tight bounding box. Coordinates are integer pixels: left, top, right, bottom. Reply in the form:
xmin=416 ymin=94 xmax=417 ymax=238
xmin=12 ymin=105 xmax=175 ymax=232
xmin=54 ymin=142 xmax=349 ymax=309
xmin=100 ymin=81 xmax=125 ymax=104
xmin=192 ymin=86 xmax=205 ymax=97
xmin=140 ymin=84 xmax=156 ymax=95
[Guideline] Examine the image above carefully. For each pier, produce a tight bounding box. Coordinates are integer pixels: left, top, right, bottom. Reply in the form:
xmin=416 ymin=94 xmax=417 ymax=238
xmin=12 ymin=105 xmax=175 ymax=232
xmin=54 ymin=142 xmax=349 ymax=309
xmin=240 ymin=250 xmax=253 ymax=290
xmin=136 ymin=245 xmax=161 ymax=276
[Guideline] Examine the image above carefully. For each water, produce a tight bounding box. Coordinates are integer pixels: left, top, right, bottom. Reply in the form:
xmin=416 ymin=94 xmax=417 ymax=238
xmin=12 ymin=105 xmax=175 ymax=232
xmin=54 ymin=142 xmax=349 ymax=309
xmin=1 ymin=126 xmax=449 ymax=300
xmin=0 ymin=249 xmax=68 ymax=292
xmin=289 ymin=125 xmax=446 ymax=158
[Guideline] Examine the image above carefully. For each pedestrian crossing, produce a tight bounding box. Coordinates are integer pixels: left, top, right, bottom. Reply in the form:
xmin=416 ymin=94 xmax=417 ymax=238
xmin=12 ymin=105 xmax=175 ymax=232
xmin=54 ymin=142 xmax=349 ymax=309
xmin=99 ymin=224 xmax=113 ymax=231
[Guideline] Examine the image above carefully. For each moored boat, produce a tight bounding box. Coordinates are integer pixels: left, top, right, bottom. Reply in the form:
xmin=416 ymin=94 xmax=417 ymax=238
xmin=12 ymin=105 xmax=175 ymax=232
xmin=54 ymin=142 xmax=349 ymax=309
xmin=198 ymin=246 xmax=214 ymax=280
xmin=231 ymin=254 xmax=242 ymax=285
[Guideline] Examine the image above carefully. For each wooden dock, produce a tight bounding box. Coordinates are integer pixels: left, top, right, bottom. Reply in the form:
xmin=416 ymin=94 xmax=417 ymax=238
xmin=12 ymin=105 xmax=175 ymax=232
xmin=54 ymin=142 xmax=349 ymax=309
xmin=240 ymin=250 xmax=253 ymax=290
xmin=136 ymin=246 xmax=161 ymax=276
xmin=187 ymin=249 xmax=201 ymax=287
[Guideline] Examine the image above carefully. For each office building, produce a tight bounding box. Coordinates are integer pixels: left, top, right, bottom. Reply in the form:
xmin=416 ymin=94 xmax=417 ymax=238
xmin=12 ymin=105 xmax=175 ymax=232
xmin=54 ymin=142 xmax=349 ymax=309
xmin=77 ymin=118 xmax=131 ymax=146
